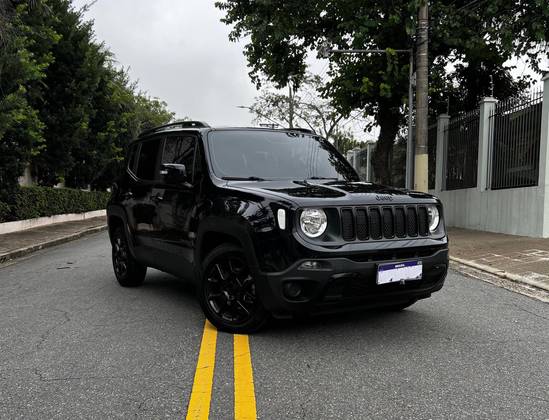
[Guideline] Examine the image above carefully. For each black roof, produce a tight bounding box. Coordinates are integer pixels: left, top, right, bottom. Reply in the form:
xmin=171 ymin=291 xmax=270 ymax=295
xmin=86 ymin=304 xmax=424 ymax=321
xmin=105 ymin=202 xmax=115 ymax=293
xmin=133 ymin=121 xmax=317 ymax=142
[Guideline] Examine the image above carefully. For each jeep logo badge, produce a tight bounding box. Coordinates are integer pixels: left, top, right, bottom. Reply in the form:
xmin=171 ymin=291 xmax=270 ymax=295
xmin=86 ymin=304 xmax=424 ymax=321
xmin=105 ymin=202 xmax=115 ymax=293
xmin=375 ymin=194 xmax=393 ymax=201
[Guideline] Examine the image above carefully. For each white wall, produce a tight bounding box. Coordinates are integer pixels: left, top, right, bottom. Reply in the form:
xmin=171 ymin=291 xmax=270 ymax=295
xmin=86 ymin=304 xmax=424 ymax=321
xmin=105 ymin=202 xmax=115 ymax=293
xmin=430 ymin=186 xmax=547 ymax=237
xmin=0 ymin=209 xmax=106 ymax=235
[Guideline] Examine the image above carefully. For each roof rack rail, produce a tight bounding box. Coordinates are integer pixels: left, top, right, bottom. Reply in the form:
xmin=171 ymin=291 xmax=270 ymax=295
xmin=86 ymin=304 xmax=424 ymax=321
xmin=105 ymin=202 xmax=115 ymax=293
xmin=140 ymin=120 xmax=210 ymax=136
xmin=283 ymin=127 xmax=317 ymax=135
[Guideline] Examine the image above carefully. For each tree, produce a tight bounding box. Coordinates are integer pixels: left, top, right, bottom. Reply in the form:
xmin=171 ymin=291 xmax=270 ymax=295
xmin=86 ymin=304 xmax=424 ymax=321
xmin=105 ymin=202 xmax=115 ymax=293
xmin=215 ymin=0 xmax=549 ymax=185
xmin=331 ymin=129 xmax=362 ymax=156
xmin=76 ymin=66 xmax=173 ymax=190
xmin=248 ymin=73 xmax=367 ymax=153
xmin=0 ymin=0 xmax=56 ymax=198
xmin=0 ymin=0 xmax=174 ymax=192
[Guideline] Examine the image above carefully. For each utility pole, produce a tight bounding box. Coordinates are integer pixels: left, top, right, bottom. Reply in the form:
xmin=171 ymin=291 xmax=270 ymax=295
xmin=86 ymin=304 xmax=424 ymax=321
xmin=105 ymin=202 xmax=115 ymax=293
xmin=414 ymin=0 xmax=429 ymax=192
xmin=405 ymin=52 xmax=415 ymax=190
xmin=288 ymin=76 xmax=294 ymax=128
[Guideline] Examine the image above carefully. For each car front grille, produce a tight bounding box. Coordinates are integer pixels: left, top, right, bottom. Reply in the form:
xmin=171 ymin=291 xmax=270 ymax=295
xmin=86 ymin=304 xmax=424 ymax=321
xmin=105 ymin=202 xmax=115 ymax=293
xmin=339 ymin=205 xmax=429 ymax=241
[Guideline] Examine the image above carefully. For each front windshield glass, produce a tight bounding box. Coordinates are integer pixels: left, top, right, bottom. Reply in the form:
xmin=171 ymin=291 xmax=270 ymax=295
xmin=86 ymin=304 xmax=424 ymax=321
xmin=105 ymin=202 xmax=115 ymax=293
xmin=207 ymin=130 xmax=359 ymax=181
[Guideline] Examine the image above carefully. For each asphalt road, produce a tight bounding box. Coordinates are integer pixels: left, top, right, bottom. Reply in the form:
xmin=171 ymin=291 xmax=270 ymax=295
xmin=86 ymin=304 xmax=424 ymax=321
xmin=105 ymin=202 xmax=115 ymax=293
xmin=0 ymin=232 xmax=548 ymax=419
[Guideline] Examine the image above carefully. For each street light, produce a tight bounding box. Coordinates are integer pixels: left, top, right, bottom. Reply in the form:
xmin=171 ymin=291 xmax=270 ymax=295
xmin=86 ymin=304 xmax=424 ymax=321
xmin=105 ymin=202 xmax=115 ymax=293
xmin=318 ymin=43 xmax=415 ymax=189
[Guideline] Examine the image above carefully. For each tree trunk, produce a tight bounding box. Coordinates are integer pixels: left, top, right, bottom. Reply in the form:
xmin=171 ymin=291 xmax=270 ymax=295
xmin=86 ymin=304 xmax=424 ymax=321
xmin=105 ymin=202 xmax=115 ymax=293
xmin=372 ymin=104 xmax=400 ymax=185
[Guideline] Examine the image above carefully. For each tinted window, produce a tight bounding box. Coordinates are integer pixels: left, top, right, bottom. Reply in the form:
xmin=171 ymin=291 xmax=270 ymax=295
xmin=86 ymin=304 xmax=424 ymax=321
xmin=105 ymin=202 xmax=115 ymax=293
xmin=127 ymin=144 xmax=139 ymax=173
xmin=136 ymin=138 xmax=161 ymax=180
xmin=207 ymin=130 xmax=359 ymax=181
xmin=162 ymin=135 xmax=196 ymax=180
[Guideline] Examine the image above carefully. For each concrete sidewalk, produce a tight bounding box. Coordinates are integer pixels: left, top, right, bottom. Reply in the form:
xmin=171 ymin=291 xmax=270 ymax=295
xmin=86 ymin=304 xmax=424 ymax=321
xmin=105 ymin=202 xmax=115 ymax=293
xmin=449 ymin=227 xmax=549 ymax=292
xmin=0 ymin=216 xmax=107 ymax=264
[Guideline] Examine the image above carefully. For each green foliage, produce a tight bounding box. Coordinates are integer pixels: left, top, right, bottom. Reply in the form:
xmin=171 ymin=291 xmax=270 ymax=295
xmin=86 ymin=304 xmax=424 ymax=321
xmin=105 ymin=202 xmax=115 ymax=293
xmin=215 ymin=0 xmax=549 ymax=184
xmin=0 ymin=0 xmax=174 ymax=193
xmin=0 ymin=1 xmax=54 ymax=196
xmin=331 ymin=129 xmax=361 ymax=156
xmin=0 ymin=186 xmax=110 ymax=222
xmin=0 ymin=201 xmax=10 ymax=222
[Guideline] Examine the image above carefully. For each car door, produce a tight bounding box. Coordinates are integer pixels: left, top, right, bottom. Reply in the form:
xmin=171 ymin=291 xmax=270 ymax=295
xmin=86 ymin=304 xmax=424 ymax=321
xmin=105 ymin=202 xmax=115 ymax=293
xmin=152 ymin=133 xmax=198 ymax=278
xmin=130 ymin=135 xmax=164 ymax=265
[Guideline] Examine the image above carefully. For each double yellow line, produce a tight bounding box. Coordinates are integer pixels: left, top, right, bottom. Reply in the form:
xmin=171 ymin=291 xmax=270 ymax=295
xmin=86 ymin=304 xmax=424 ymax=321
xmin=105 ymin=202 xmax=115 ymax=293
xmin=185 ymin=320 xmax=257 ymax=420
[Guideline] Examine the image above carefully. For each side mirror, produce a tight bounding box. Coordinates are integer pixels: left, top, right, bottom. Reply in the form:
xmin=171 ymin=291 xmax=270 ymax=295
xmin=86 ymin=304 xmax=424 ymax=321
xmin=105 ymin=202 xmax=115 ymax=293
xmin=160 ymin=163 xmax=187 ymax=184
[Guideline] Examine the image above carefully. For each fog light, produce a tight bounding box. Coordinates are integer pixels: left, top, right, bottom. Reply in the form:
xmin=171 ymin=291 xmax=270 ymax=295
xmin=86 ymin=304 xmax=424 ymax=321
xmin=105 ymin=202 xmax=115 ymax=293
xmin=283 ymin=282 xmax=302 ymax=299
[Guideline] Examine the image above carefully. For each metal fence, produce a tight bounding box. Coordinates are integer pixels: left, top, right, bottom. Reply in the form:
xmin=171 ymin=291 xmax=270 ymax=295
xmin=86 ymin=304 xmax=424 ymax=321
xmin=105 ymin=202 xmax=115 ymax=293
xmin=427 ymin=122 xmax=438 ymax=190
xmin=444 ymin=109 xmax=480 ymax=190
xmin=489 ymin=90 xmax=543 ymax=190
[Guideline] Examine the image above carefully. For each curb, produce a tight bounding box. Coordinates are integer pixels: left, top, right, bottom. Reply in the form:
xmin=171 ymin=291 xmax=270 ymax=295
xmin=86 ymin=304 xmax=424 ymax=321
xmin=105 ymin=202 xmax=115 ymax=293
xmin=0 ymin=225 xmax=107 ymax=264
xmin=450 ymin=256 xmax=549 ymax=293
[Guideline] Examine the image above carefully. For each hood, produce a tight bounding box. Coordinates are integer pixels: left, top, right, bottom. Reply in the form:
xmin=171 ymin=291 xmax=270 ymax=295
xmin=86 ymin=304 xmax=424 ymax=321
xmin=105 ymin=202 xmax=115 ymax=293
xmin=226 ymin=179 xmax=437 ymax=206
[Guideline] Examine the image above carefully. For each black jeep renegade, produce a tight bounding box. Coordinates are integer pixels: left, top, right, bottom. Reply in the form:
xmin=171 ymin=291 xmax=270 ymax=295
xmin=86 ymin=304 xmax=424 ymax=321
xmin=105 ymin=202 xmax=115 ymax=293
xmin=107 ymin=121 xmax=448 ymax=332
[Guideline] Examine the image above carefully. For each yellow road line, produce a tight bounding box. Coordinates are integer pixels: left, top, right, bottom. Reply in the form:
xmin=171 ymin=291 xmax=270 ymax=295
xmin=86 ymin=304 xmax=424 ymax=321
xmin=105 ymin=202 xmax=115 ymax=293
xmin=234 ymin=334 xmax=257 ymax=420
xmin=186 ymin=320 xmax=218 ymax=420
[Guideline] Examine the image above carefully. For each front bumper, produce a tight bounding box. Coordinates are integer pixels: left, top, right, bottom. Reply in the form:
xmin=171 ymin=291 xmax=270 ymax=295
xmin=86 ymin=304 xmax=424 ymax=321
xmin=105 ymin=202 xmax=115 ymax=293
xmin=255 ymin=248 xmax=448 ymax=318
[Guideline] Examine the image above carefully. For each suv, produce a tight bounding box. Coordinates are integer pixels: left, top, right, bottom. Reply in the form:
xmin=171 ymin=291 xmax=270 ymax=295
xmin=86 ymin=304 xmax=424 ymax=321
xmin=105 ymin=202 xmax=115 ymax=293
xmin=107 ymin=121 xmax=448 ymax=333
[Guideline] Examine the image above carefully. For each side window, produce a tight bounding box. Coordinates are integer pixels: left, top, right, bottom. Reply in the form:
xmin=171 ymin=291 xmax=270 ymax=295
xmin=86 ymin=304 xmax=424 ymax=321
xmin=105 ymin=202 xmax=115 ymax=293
xmin=136 ymin=138 xmax=161 ymax=180
xmin=127 ymin=144 xmax=139 ymax=174
xmin=162 ymin=135 xmax=196 ymax=181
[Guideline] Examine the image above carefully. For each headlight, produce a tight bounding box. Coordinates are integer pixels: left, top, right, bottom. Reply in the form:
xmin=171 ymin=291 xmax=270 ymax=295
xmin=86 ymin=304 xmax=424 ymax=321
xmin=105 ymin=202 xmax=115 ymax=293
xmin=427 ymin=205 xmax=440 ymax=232
xmin=300 ymin=208 xmax=327 ymax=238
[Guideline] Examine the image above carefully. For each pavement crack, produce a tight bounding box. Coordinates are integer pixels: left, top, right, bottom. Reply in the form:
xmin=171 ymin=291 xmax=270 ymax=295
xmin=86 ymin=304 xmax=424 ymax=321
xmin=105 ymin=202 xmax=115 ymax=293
xmin=510 ymin=304 xmax=549 ymax=321
xmin=137 ymin=396 xmax=154 ymax=413
xmin=32 ymin=308 xmax=73 ymax=353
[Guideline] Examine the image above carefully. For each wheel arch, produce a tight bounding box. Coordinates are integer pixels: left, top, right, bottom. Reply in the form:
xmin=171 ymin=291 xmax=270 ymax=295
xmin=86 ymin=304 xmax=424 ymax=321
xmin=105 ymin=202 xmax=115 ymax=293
xmin=195 ymin=217 xmax=260 ymax=272
xmin=107 ymin=205 xmax=137 ymax=258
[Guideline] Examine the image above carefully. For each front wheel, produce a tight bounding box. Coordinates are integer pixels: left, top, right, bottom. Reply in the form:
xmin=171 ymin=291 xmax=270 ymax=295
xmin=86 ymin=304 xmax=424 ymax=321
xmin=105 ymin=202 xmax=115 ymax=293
xmin=199 ymin=244 xmax=269 ymax=333
xmin=111 ymin=226 xmax=147 ymax=287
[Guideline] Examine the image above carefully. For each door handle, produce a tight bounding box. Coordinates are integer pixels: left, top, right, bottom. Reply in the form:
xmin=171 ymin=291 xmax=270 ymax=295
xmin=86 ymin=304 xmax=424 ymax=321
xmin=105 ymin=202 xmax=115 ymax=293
xmin=151 ymin=193 xmax=164 ymax=202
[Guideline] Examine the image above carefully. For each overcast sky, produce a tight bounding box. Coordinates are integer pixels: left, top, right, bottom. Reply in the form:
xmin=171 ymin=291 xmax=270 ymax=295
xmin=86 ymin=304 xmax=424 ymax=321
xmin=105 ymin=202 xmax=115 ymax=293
xmin=72 ymin=0 xmax=544 ymax=139
xmin=73 ymin=0 xmax=271 ymax=127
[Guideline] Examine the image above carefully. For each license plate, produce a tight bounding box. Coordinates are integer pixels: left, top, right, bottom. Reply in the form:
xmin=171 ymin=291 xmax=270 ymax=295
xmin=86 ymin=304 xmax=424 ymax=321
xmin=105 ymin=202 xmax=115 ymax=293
xmin=377 ymin=261 xmax=422 ymax=285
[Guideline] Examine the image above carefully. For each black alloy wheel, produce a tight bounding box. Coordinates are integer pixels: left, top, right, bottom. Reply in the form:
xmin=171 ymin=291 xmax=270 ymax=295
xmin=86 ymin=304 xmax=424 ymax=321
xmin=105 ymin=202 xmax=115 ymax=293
xmin=111 ymin=226 xmax=147 ymax=287
xmin=199 ymin=244 xmax=268 ymax=333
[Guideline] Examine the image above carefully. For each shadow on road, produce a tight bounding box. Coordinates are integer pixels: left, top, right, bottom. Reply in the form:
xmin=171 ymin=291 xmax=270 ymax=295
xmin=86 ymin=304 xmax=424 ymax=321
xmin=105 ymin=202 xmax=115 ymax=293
xmin=138 ymin=271 xmax=454 ymax=339
xmin=267 ymin=307 xmax=423 ymax=334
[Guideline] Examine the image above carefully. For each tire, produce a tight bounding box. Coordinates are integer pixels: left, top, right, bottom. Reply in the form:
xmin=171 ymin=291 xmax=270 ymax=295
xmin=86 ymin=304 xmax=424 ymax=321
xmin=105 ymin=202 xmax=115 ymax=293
xmin=198 ymin=244 xmax=269 ymax=333
xmin=385 ymin=299 xmax=417 ymax=311
xmin=111 ymin=226 xmax=147 ymax=287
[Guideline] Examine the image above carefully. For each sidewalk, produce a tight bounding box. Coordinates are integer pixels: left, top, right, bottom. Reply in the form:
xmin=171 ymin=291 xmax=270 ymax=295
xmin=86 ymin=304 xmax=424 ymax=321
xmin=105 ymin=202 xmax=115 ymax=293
xmin=0 ymin=216 xmax=107 ymax=264
xmin=449 ymin=227 xmax=549 ymax=292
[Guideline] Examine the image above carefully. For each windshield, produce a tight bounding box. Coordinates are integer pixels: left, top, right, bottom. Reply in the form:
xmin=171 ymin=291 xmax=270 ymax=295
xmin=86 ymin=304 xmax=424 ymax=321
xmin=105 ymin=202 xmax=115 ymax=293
xmin=207 ymin=130 xmax=359 ymax=181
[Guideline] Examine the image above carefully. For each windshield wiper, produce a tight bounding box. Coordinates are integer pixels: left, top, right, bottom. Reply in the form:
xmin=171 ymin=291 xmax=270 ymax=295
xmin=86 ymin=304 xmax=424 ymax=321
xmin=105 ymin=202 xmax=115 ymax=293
xmin=221 ymin=176 xmax=266 ymax=181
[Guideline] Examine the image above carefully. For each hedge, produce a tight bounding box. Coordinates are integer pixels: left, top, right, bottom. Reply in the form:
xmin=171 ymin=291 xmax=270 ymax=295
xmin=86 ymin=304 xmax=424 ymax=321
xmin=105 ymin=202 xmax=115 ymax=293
xmin=0 ymin=186 xmax=110 ymax=223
